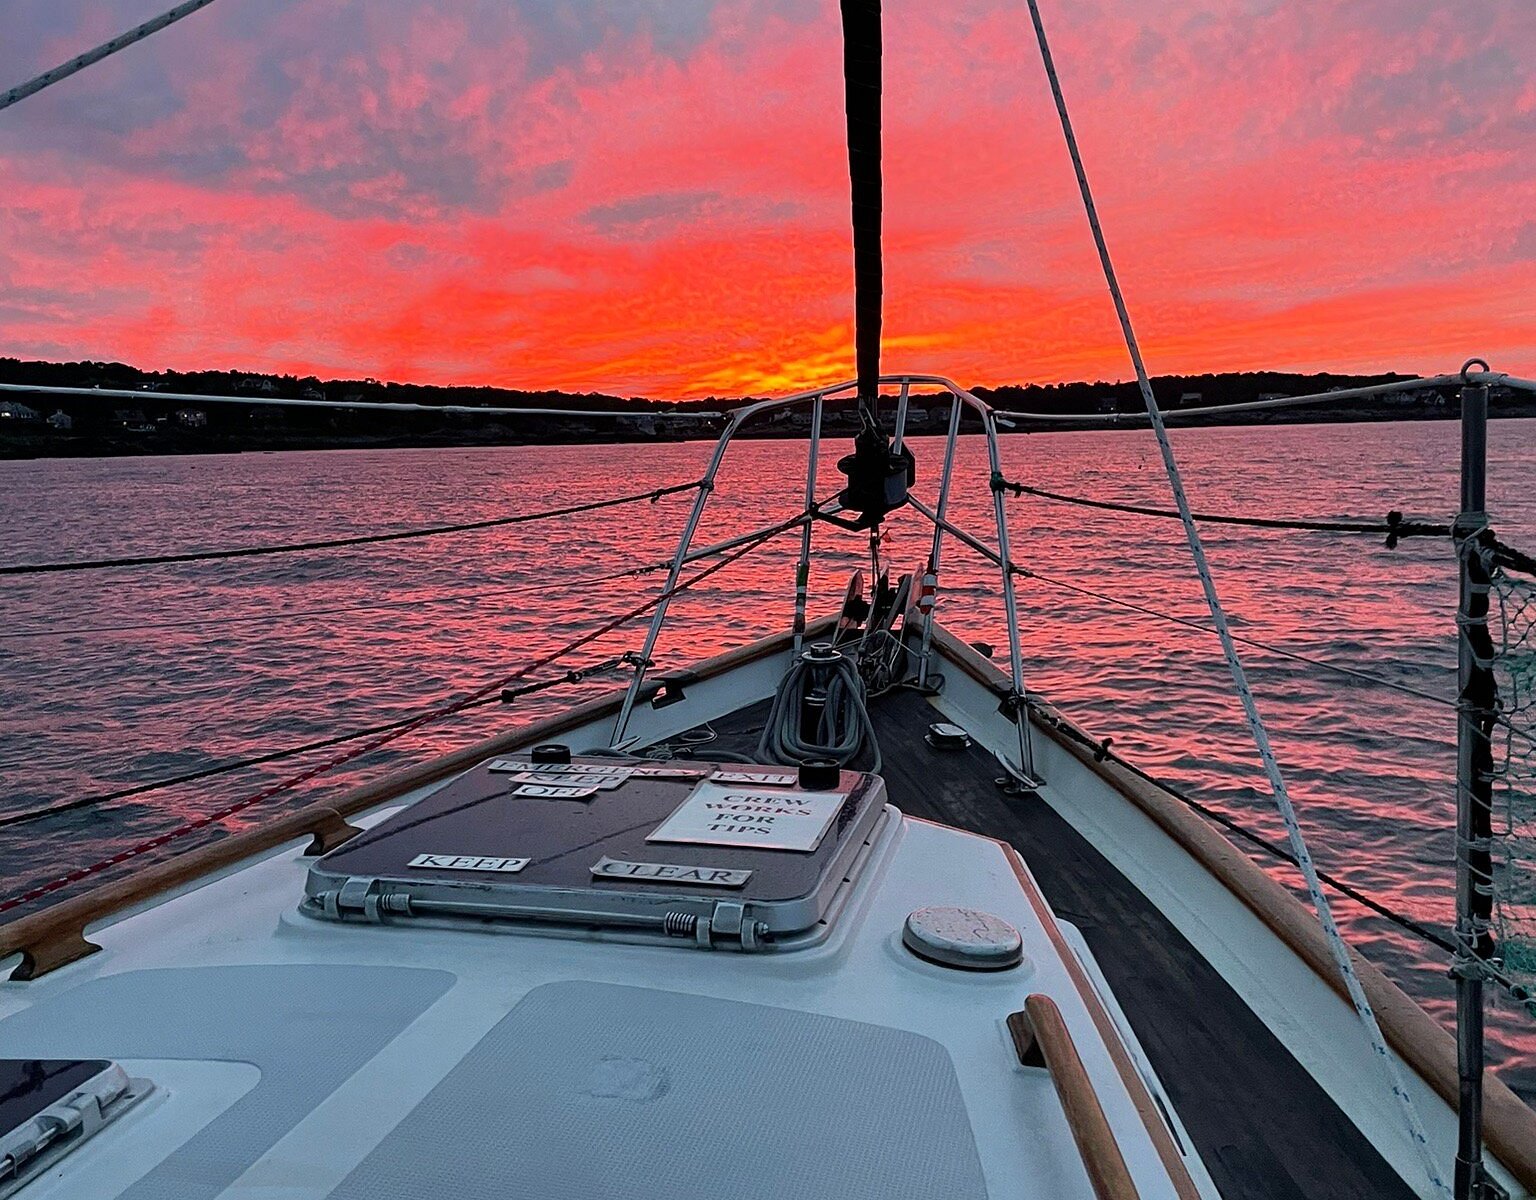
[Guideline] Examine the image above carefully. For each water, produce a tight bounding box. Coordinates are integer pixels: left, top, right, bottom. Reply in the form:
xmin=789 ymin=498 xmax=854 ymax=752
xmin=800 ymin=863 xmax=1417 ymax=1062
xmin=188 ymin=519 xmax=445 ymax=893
xmin=2 ymin=419 xmax=1534 ymax=1101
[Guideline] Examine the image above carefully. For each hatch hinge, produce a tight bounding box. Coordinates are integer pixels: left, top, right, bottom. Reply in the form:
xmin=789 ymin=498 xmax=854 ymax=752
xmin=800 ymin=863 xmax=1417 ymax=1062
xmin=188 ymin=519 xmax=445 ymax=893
xmin=315 ymin=877 xmax=414 ymax=923
xmin=0 ymin=1066 xmax=151 ymax=1198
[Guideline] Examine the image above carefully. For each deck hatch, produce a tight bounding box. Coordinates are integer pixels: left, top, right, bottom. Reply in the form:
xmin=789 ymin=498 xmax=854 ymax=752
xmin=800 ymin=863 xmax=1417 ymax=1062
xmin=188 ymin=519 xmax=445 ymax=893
xmin=302 ymin=757 xmax=888 ymax=949
xmin=0 ymin=1060 xmax=150 ymax=1198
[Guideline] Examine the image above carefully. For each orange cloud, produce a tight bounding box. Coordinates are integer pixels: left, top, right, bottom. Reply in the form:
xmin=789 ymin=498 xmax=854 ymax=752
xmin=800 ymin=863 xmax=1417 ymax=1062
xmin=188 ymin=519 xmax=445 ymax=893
xmin=0 ymin=0 xmax=1532 ymax=398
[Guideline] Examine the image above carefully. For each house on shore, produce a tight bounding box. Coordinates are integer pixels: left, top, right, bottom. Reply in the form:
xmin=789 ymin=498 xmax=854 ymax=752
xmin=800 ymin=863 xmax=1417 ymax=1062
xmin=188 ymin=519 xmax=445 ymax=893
xmin=0 ymin=400 xmax=41 ymax=422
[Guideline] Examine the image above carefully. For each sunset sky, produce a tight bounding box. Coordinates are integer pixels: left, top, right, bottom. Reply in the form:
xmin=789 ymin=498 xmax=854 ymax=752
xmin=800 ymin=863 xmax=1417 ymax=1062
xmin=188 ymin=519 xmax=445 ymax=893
xmin=1 ymin=0 xmax=1533 ymax=399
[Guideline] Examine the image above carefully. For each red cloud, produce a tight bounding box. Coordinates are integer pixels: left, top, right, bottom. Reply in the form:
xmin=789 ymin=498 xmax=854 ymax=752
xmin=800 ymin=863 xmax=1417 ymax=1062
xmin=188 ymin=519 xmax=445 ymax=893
xmin=1 ymin=0 xmax=1532 ymax=397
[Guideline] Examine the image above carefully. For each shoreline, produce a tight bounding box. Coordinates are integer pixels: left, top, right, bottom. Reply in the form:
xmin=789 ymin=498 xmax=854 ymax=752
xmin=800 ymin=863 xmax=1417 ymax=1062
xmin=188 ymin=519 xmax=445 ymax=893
xmin=4 ymin=404 xmax=1535 ymax=461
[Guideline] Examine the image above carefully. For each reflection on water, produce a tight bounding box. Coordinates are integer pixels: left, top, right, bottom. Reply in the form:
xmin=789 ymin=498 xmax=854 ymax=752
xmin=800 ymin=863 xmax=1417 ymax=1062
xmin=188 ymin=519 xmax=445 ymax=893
xmin=2 ymin=418 xmax=1534 ymax=1098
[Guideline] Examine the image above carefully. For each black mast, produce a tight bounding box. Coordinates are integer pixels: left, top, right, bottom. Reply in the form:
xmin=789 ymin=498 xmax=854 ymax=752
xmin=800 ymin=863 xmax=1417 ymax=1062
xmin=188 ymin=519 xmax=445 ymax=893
xmin=839 ymin=0 xmax=882 ymax=423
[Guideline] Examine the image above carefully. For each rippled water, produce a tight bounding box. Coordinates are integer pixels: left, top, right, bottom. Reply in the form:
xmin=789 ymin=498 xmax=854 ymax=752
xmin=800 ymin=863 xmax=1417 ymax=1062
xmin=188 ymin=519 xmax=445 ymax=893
xmin=3 ymin=419 xmax=1534 ymax=1100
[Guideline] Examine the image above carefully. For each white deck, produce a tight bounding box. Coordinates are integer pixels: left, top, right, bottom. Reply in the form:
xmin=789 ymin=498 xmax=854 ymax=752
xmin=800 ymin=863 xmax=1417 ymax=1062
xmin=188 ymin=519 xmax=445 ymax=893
xmin=0 ymin=780 xmax=1201 ymax=1200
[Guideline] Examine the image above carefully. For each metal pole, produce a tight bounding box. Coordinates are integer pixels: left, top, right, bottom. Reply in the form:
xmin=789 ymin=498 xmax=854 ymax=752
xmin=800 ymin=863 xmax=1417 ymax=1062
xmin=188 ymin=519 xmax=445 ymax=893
xmin=1453 ymin=381 xmax=1496 ymax=1200
xmin=916 ymin=394 xmax=965 ymax=686
xmin=610 ymin=415 xmax=741 ymax=746
xmin=793 ymin=394 xmax=826 ymax=651
xmin=891 ymin=378 xmax=911 ymax=453
xmin=984 ymin=412 xmax=1041 ymax=787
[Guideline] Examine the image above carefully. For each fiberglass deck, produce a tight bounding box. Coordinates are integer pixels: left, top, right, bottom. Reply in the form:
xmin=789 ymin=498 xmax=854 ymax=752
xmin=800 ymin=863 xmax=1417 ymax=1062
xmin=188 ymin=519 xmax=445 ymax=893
xmin=701 ymin=687 xmax=1417 ymax=1200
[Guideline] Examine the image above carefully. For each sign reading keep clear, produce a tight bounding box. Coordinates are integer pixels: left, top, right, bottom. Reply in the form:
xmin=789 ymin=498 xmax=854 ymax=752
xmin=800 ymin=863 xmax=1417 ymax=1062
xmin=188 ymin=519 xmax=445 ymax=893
xmin=646 ymin=780 xmax=847 ymax=853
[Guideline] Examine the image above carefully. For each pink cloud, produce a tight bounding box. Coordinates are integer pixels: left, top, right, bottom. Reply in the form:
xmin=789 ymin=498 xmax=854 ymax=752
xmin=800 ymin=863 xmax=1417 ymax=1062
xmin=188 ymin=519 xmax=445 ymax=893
xmin=0 ymin=0 xmax=1532 ymax=397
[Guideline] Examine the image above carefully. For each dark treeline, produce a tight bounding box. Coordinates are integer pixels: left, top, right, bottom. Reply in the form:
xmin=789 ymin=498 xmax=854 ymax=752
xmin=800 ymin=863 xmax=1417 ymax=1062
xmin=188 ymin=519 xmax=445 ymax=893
xmin=0 ymin=358 xmax=1525 ymax=459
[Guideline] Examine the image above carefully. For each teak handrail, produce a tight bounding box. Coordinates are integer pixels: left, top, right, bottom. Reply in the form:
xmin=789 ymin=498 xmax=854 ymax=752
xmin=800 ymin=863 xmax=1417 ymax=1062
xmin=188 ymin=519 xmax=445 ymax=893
xmin=1009 ymin=993 xmax=1142 ymax=1200
xmin=923 ymin=616 xmax=1536 ymax=1194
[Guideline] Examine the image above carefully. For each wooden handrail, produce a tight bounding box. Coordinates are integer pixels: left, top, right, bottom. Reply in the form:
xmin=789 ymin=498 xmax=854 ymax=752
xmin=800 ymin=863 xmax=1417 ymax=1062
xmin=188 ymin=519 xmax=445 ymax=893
xmin=1009 ymin=993 xmax=1142 ymax=1200
xmin=0 ymin=617 xmax=836 ymax=982
xmin=921 ymin=615 xmax=1536 ymax=1194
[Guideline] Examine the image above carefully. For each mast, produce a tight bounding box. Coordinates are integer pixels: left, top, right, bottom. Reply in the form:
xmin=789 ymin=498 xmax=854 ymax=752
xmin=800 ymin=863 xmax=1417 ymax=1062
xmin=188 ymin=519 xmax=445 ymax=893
xmin=838 ymin=0 xmax=882 ymax=424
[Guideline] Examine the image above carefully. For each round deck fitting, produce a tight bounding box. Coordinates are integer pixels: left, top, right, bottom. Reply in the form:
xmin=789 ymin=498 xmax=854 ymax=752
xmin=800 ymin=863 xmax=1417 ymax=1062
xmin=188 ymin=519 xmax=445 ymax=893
xmin=902 ymin=907 xmax=1023 ymax=971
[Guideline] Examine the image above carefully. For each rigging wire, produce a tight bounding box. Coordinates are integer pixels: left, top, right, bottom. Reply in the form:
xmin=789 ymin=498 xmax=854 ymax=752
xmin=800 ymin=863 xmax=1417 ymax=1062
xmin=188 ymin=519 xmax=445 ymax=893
xmin=1021 ymin=0 xmax=1446 ymax=1187
xmin=0 ymin=0 xmax=221 ymax=113
xmin=0 ymin=513 xmax=813 ymax=823
xmin=0 ymin=512 xmax=806 ymax=915
xmin=1037 ymin=707 xmax=1536 ymax=1011
xmin=1034 ymin=706 xmax=1456 ymax=949
xmin=0 ymin=557 xmax=684 ymax=642
xmin=0 ymin=481 xmax=700 ymax=577
xmin=0 ymin=381 xmax=727 ymax=422
xmin=0 ymin=657 xmax=634 ymax=832
xmin=996 ymin=478 xmax=1452 ymax=542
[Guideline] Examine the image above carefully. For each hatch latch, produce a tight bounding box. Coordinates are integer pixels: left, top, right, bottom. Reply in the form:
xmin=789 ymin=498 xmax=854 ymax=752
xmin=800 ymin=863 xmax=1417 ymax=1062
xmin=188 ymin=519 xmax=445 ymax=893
xmin=663 ymin=903 xmax=770 ymax=951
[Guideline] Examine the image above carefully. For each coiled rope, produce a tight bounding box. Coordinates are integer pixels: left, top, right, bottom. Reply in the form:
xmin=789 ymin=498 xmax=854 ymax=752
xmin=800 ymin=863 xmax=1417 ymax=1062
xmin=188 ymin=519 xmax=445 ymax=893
xmin=0 ymin=515 xmax=802 ymax=916
xmin=1022 ymin=0 xmax=1447 ymax=1188
xmin=757 ymin=648 xmax=880 ymax=771
xmin=0 ymin=481 xmax=700 ymax=576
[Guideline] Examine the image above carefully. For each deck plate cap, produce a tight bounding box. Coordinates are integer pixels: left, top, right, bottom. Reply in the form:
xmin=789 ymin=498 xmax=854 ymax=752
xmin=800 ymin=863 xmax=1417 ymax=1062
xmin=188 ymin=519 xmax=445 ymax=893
xmin=902 ymin=906 xmax=1023 ymax=970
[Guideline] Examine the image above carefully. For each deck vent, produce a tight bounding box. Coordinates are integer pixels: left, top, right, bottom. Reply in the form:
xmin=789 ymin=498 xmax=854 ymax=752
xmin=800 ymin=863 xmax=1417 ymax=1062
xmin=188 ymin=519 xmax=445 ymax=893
xmin=0 ymin=1060 xmax=151 ymax=1198
xmin=902 ymin=906 xmax=1024 ymax=971
xmin=925 ymin=722 xmax=972 ymax=751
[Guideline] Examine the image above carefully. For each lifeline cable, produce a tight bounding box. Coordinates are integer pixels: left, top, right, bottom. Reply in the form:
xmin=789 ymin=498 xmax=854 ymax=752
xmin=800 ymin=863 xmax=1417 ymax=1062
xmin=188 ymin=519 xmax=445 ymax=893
xmin=996 ymin=478 xmax=1451 ymax=543
xmin=1036 ymin=704 xmax=1536 ymax=1012
xmin=911 ymin=496 xmax=1467 ymax=713
xmin=1023 ymin=0 xmax=1447 ymax=1188
xmin=0 ymin=515 xmax=792 ymax=642
xmin=0 ymin=657 xmax=634 ymax=832
xmin=0 ymin=481 xmax=700 ymax=576
xmin=0 ymin=516 xmax=801 ymax=915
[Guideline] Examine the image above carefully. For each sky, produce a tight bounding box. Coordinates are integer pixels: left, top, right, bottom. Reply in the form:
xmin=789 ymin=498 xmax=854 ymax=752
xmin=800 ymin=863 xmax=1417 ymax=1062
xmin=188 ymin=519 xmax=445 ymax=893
xmin=0 ymin=0 xmax=1533 ymax=400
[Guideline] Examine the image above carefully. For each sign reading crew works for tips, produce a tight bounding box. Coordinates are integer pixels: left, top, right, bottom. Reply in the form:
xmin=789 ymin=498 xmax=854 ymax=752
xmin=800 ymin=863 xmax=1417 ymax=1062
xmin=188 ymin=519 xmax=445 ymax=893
xmin=645 ymin=780 xmax=848 ymax=853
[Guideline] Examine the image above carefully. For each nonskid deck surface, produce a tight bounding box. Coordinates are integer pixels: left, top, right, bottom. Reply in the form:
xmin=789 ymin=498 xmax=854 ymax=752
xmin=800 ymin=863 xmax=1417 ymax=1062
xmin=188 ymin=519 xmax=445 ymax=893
xmin=700 ymin=688 xmax=1416 ymax=1200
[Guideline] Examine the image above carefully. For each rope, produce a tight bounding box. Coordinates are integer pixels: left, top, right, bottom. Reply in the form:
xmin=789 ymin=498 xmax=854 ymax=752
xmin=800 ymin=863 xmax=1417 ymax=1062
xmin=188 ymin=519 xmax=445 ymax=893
xmin=996 ymin=478 xmax=1451 ymax=543
xmin=757 ymin=649 xmax=880 ymax=771
xmin=1493 ymin=536 xmax=1536 ymax=578
xmin=0 ymin=657 xmax=633 ymax=832
xmin=0 ymin=0 xmax=221 ymax=113
xmin=1022 ymin=1 xmax=1447 ymax=1189
xmin=0 ymin=521 xmax=794 ymax=916
xmin=0 ymin=481 xmax=700 ymax=576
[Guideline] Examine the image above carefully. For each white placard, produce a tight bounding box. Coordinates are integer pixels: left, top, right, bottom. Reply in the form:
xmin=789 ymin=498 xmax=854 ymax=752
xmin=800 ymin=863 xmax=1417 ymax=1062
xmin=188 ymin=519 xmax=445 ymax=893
xmin=501 ymin=771 xmax=627 ymax=789
xmin=626 ymin=765 xmax=710 ymax=779
xmin=487 ymin=760 xmax=635 ymax=778
xmin=646 ymin=781 xmax=847 ymax=853
xmin=407 ymin=854 xmax=529 ymax=873
xmin=511 ymin=784 xmax=598 ymax=799
xmin=712 ymin=770 xmax=799 ymax=787
xmin=591 ymin=857 xmax=753 ymax=888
